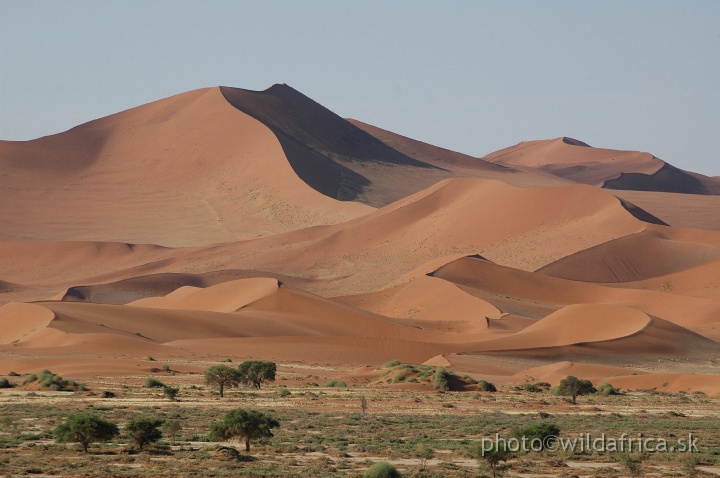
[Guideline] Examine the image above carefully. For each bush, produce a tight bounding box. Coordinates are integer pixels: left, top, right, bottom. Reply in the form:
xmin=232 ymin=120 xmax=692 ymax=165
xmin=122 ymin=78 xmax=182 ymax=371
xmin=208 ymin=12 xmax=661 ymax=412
xmin=477 ymin=380 xmax=497 ymax=392
xmin=163 ymin=386 xmax=179 ymax=400
xmin=364 ymin=461 xmax=401 ymax=478
xmin=21 ymin=374 xmax=37 ymax=385
xmin=324 ymin=380 xmax=348 ymax=388
xmin=277 ymin=387 xmax=291 ymax=397
xmin=143 ymin=377 xmax=165 ymax=388
xmin=432 ymin=367 xmax=451 ymax=392
xmin=380 ymin=360 xmax=402 ymax=369
xmin=596 ymin=382 xmax=618 ymax=396
xmin=511 ymin=422 xmax=560 ymax=450
xmin=0 ymin=378 xmax=14 ymax=388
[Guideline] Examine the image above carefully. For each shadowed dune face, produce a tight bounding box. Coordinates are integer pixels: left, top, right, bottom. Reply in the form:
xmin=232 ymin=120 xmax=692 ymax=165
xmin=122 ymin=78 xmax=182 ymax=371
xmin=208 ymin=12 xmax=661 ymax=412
xmin=0 ymin=87 xmax=372 ymax=247
xmin=2 ymin=84 xmax=720 ymax=395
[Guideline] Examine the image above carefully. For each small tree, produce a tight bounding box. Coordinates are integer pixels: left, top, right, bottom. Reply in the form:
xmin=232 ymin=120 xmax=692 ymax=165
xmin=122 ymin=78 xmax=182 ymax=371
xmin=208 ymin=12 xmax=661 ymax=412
xmin=209 ymin=408 xmax=279 ymax=452
xmin=125 ymin=417 xmax=164 ymax=451
xmin=163 ymin=419 xmax=182 ymax=441
xmin=474 ymin=441 xmax=512 ymax=478
xmin=237 ymin=361 xmax=276 ymax=389
xmin=415 ymin=444 xmax=435 ymax=470
xmin=360 ymin=395 xmax=368 ymax=414
xmin=54 ymin=412 xmax=119 ymax=453
xmin=556 ymin=376 xmax=596 ymax=404
xmin=204 ymin=365 xmax=241 ymax=398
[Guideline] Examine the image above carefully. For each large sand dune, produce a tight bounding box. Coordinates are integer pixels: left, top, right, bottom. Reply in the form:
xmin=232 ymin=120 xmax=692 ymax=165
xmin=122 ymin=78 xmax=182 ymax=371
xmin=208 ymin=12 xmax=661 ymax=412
xmin=0 ymin=87 xmax=371 ymax=247
xmin=484 ymin=137 xmax=720 ymax=195
xmin=2 ymin=85 xmax=720 ymax=395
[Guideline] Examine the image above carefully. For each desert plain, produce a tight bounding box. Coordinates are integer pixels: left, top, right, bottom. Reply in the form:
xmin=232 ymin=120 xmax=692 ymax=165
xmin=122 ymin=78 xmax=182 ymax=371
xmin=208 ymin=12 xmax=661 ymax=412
xmin=1 ymin=84 xmax=720 ymax=477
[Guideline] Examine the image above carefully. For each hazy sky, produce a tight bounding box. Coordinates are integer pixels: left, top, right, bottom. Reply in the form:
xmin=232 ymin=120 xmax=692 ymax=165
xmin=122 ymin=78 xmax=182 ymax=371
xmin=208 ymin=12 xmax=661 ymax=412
xmin=2 ymin=1 xmax=719 ymax=175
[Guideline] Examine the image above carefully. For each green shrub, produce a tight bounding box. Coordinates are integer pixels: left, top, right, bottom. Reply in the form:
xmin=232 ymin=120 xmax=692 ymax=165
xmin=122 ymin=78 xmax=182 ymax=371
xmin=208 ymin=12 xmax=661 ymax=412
xmin=163 ymin=386 xmax=179 ymax=400
xmin=22 ymin=374 xmax=38 ymax=385
xmin=432 ymin=367 xmax=451 ymax=392
xmin=511 ymin=422 xmax=560 ymax=450
xmin=143 ymin=377 xmax=165 ymax=388
xmin=364 ymin=461 xmax=401 ymax=478
xmin=477 ymin=380 xmax=497 ymax=392
xmin=596 ymin=382 xmax=618 ymax=396
xmin=324 ymin=380 xmax=348 ymax=388
xmin=277 ymin=387 xmax=291 ymax=397
xmin=380 ymin=360 xmax=402 ymax=369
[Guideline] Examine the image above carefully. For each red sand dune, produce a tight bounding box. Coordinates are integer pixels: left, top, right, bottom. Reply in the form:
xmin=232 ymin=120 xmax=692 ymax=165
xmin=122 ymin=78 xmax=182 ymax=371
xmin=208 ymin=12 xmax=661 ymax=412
xmin=538 ymin=227 xmax=720 ymax=282
xmin=2 ymin=85 xmax=720 ymax=395
xmin=128 ymin=278 xmax=280 ymax=312
xmin=0 ymin=87 xmax=371 ymax=247
xmin=484 ymin=137 xmax=720 ymax=195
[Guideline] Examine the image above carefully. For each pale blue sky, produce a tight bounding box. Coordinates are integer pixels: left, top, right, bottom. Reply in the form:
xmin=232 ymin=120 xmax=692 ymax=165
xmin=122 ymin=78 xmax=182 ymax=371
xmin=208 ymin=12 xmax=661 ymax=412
xmin=2 ymin=1 xmax=719 ymax=175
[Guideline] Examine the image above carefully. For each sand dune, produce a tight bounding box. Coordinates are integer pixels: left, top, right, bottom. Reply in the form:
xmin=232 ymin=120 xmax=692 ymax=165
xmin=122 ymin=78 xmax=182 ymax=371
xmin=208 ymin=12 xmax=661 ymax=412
xmin=612 ymin=190 xmax=720 ymax=231
xmin=0 ymin=302 xmax=55 ymax=344
xmin=484 ymin=137 xmax=720 ymax=195
xmin=0 ymin=87 xmax=371 ymax=247
xmin=128 ymin=278 xmax=279 ymax=312
xmin=432 ymin=256 xmax=720 ymax=331
xmin=539 ymin=227 xmax=720 ymax=282
xmin=2 ymin=85 xmax=720 ymax=395
xmin=337 ymin=276 xmax=506 ymax=334
xmin=347 ymin=119 xmax=572 ymax=189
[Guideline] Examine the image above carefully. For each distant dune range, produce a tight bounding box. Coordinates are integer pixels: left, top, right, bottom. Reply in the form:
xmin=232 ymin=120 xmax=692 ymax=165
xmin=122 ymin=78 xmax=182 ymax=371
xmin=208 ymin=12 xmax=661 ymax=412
xmin=1 ymin=84 xmax=720 ymax=394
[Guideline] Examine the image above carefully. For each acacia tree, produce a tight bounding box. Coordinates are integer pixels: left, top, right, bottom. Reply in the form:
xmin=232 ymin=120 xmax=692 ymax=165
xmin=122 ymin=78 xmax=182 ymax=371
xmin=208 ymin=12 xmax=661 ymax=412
xmin=474 ymin=441 xmax=513 ymax=478
xmin=54 ymin=412 xmax=119 ymax=453
xmin=209 ymin=408 xmax=279 ymax=452
xmin=125 ymin=417 xmax=164 ymax=451
xmin=204 ymin=364 xmax=241 ymax=397
xmin=556 ymin=375 xmax=596 ymax=404
xmin=237 ymin=361 xmax=276 ymax=389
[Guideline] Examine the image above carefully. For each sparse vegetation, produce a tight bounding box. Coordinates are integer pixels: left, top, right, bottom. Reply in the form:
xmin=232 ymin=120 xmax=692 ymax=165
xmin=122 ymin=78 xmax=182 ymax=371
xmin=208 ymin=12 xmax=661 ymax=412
xmin=324 ymin=379 xmax=348 ymax=388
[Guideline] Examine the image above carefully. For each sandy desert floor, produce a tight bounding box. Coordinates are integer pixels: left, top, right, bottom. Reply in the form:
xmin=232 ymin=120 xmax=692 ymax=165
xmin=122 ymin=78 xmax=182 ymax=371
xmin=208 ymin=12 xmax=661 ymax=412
xmin=1 ymin=362 xmax=720 ymax=478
